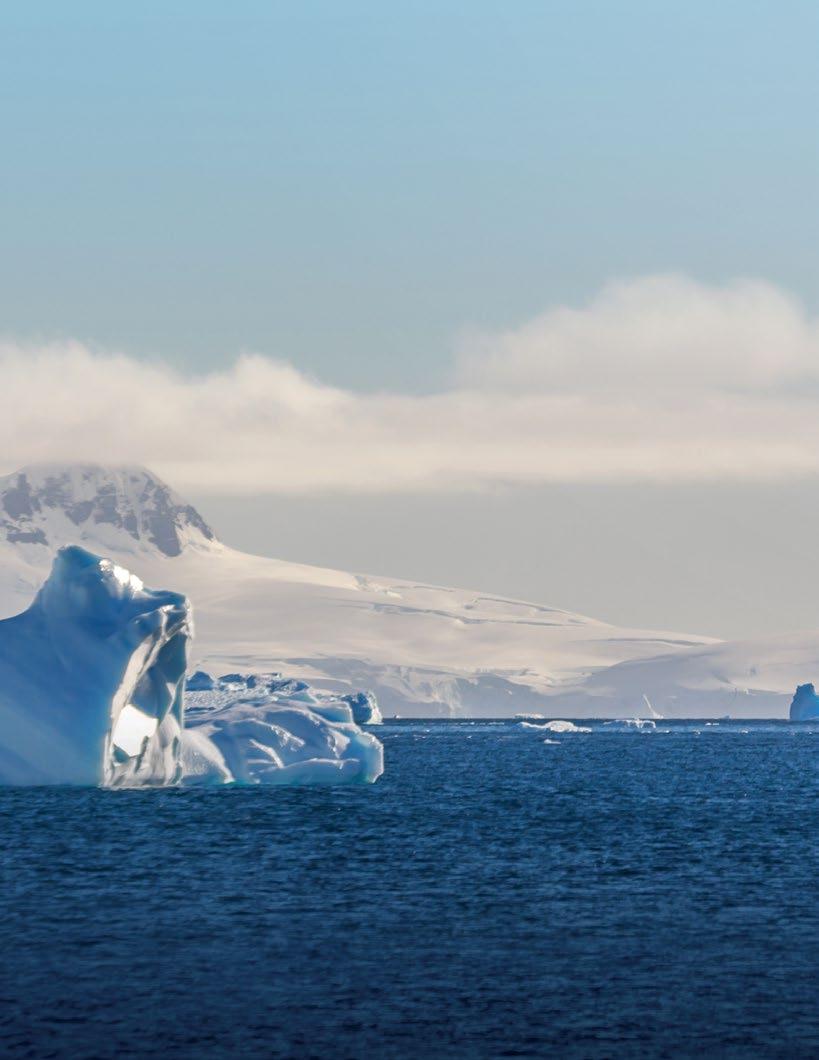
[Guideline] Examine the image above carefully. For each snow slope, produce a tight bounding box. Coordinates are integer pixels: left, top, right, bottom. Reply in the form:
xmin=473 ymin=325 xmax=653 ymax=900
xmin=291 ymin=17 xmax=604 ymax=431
xmin=540 ymin=632 xmax=819 ymax=719
xmin=0 ymin=462 xmax=813 ymax=718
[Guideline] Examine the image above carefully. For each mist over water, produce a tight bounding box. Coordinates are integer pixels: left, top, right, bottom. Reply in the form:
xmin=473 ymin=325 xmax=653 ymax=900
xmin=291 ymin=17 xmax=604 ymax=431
xmin=2 ymin=719 xmax=819 ymax=1058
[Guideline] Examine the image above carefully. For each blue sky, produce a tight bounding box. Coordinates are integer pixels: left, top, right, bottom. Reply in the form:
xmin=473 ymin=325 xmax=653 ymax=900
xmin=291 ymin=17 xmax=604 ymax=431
xmin=2 ymin=2 xmax=819 ymax=637
xmin=2 ymin=1 xmax=817 ymax=390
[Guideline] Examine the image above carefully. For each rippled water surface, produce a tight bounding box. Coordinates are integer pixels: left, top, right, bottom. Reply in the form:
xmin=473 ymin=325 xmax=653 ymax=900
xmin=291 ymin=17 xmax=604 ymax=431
xmin=3 ymin=719 xmax=819 ymax=1058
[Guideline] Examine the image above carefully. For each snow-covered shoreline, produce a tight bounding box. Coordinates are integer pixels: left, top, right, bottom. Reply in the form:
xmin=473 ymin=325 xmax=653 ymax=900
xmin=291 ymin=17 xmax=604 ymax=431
xmin=0 ymin=462 xmax=815 ymax=720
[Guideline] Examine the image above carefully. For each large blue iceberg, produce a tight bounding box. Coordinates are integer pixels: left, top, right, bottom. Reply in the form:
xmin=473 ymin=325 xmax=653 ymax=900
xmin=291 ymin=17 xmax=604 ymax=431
xmin=0 ymin=545 xmax=189 ymax=786
xmin=0 ymin=546 xmax=384 ymax=787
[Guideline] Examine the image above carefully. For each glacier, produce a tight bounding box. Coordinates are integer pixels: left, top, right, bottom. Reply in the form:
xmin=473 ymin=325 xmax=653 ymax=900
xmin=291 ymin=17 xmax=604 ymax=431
xmin=0 ymin=545 xmax=190 ymax=786
xmin=0 ymin=546 xmax=384 ymax=787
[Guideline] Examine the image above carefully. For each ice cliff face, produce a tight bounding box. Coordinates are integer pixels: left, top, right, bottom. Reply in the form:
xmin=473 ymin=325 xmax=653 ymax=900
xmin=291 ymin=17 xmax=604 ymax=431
xmin=0 ymin=464 xmax=216 ymax=557
xmin=789 ymin=683 xmax=819 ymax=720
xmin=0 ymin=546 xmax=191 ymax=786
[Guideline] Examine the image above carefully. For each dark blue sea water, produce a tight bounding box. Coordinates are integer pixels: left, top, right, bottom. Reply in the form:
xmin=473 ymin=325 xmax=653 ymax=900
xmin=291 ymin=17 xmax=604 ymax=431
xmin=2 ymin=719 xmax=819 ymax=1058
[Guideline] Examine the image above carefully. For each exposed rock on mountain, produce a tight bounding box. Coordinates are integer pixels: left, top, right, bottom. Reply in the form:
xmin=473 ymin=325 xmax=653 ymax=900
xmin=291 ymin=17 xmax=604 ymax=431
xmin=0 ymin=464 xmax=215 ymax=557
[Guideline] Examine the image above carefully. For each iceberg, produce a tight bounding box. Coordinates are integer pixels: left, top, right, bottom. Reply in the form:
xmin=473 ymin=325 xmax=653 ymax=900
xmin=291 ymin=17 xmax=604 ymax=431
xmin=182 ymin=696 xmax=383 ymax=785
xmin=520 ymin=719 xmax=592 ymax=733
xmin=789 ymin=683 xmax=819 ymax=721
xmin=603 ymin=717 xmax=656 ymax=731
xmin=340 ymin=690 xmax=383 ymax=725
xmin=0 ymin=552 xmax=384 ymax=788
xmin=0 ymin=546 xmax=190 ymax=786
xmin=182 ymin=676 xmax=384 ymax=785
xmin=186 ymin=670 xmax=216 ymax=691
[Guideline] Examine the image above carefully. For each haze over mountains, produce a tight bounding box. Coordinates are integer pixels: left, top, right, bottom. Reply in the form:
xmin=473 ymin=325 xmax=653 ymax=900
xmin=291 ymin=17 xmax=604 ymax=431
xmin=0 ymin=463 xmax=812 ymax=718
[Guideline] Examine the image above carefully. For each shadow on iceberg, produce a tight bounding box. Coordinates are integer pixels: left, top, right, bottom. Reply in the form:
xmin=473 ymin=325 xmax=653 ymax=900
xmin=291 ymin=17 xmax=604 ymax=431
xmin=0 ymin=545 xmax=190 ymax=786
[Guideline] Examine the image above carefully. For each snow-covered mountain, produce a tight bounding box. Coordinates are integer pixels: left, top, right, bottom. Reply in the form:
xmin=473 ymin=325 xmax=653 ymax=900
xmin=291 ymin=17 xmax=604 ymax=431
xmin=0 ymin=462 xmax=813 ymax=717
xmin=0 ymin=464 xmax=215 ymax=557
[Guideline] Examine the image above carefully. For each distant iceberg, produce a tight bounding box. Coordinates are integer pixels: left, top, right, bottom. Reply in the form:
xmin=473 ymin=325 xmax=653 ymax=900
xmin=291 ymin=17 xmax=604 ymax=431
xmin=0 ymin=546 xmax=190 ymax=786
xmin=520 ymin=719 xmax=592 ymax=733
xmin=603 ymin=718 xmax=656 ymax=731
xmin=789 ymin=683 xmax=819 ymax=721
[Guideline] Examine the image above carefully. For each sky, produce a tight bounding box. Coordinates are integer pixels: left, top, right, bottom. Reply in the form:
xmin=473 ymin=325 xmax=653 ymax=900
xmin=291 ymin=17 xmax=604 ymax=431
xmin=1 ymin=1 xmax=818 ymax=638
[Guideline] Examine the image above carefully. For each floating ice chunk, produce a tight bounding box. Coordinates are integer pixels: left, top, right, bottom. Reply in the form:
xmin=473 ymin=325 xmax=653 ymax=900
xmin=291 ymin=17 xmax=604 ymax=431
xmin=520 ymin=719 xmax=592 ymax=733
xmin=789 ymin=683 xmax=819 ymax=721
xmin=542 ymin=719 xmax=592 ymax=733
xmin=340 ymin=690 xmax=382 ymax=725
xmin=246 ymin=672 xmax=282 ymax=689
xmin=186 ymin=670 xmax=215 ymax=691
xmin=0 ymin=545 xmax=190 ymax=786
xmin=603 ymin=718 xmax=656 ymax=731
xmin=183 ymin=696 xmax=383 ymax=785
xmin=218 ymin=672 xmax=248 ymax=690
xmin=266 ymin=677 xmax=309 ymax=695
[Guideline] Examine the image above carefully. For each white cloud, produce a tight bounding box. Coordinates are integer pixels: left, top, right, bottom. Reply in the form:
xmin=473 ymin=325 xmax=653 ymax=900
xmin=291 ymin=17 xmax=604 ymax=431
xmin=457 ymin=274 xmax=819 ymax=393
xmin=2 ymin=275 xmax=819 ymax=494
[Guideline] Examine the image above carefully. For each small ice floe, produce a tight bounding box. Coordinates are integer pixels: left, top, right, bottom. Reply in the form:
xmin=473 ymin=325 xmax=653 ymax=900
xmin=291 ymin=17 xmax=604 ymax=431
xmin=601 ymin=716 xmax=656 ymax=733
xmin=520 ymin=719 xmax=591 ymax=733
xmin=542 ymin=738 xmax=560 ymax=745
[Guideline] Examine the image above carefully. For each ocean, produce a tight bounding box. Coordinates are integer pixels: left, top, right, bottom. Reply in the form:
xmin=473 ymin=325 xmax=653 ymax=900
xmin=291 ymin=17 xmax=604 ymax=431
xmin=2 ymin=719 xmax=819 ymax=1058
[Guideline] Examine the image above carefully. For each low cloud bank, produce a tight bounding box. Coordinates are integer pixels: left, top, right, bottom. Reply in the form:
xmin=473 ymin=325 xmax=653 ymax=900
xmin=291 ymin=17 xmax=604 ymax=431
xmin=3 ymin=275 xmax=819 ymax=494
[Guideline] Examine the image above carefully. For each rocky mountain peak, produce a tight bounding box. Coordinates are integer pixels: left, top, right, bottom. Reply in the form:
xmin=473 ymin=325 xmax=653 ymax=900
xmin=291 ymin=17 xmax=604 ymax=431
xmin=0 ymin=464 xmax=217 ymax=557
